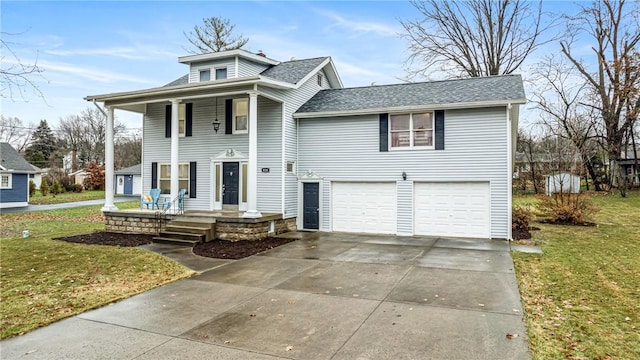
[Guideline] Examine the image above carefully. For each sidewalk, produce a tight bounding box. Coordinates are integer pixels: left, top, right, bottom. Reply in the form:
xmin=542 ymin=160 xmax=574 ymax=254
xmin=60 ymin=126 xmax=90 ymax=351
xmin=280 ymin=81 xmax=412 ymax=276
xmin=0 ymin=196 xmax=138 ymax=214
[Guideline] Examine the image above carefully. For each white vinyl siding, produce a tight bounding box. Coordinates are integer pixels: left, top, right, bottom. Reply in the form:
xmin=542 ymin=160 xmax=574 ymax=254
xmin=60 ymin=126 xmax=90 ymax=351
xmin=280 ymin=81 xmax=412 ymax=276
xmin=298 ymin=107 xmax=510 ymax=239
xmin=332 ymin=182 xmax=397 ymax=234
xmin=414 ymin=182 xmax=491 ymax=238
xmin=236 ymin=59 xmax=270 ymax=77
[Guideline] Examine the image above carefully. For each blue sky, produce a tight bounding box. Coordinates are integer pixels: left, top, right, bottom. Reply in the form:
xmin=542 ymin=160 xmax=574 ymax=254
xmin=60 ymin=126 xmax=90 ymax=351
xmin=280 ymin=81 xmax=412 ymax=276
xmin=2 ymin=1 xmax=583 ymax=133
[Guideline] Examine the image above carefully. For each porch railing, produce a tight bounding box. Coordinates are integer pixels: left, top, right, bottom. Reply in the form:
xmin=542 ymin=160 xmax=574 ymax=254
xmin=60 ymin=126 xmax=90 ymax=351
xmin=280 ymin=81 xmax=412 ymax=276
xmin=154 ymin=190 xmax=185 ymax=235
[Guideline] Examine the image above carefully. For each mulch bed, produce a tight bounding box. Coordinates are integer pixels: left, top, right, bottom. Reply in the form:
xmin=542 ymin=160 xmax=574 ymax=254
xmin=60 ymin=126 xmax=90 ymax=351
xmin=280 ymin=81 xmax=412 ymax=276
xmin=193 ymin=238 xmax=295 ymax=259
xmin=55 ymin=232 xmax=154 ymax=247
xmin=55 ymin=231 xmax=295 ymax=259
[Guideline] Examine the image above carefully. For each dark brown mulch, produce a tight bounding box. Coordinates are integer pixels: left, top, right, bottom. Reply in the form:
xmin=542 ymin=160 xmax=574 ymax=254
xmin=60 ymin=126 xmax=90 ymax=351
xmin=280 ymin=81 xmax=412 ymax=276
xmin=54 ymin=231 xmax=295 ymax=259
xmin=512 ymin=228 xmax=532 ymax=240
xmin=193 ymin=238 xmax=295 ymax=259
xmin=54 ymin=232 xmax=154 ymax=247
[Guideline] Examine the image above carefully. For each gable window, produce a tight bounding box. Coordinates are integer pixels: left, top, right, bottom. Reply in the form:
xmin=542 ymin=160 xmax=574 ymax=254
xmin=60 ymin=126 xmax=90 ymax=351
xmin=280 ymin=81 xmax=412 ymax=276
xmin=215 ymin=68 xmax=227 ymax=80
xmin=233 ymin=98 xmax=248 ymax=134
xmin=159 ymin=163 xmax=189 ymax=194
xmin=317 ymin=73 xmax=323 ymax=86
xmin=390 ymin=112 xmax=433 ymax=149
xmin=199 ymin=69 xmax=211 ymax=82
xmin=1 ymin=174 xmax=12 ymax=189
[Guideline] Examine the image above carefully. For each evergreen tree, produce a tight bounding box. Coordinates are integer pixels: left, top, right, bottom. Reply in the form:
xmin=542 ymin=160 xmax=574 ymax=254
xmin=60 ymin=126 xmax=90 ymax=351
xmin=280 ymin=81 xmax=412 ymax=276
xmin=25 ymin=120 xmax=59 ymax=168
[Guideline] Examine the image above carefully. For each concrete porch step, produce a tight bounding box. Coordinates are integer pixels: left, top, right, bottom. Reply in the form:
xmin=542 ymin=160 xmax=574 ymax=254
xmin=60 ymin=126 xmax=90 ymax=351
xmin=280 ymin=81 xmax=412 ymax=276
xmin=152 ymin=236 xmax=201 ymax=247
xmin=157 ymin=231 xmax=205 ymax=243
xmin=164 ymin=224 xmax=211 ymax=234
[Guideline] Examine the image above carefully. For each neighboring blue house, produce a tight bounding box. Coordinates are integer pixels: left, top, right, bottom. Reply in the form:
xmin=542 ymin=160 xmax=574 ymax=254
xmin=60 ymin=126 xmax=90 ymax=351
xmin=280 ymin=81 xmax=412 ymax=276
xmin=0 ymin=143 xmax=36 ymax=209
xmin=86 ymin=49 xmax=525 ymax=240
xmin=115 ymin=164 xmax=142 ymax=195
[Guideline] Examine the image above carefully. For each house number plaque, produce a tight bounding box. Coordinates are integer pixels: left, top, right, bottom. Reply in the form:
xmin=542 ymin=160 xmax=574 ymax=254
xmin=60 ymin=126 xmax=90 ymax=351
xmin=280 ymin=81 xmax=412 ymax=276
xmin=261 ymin=168 xmax=270 ymax=173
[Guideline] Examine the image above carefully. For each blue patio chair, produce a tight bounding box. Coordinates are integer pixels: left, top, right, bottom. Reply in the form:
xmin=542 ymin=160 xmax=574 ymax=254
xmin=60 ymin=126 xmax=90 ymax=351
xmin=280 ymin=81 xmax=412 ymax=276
xmin=140 ymin=188 xmax=161 ymax=209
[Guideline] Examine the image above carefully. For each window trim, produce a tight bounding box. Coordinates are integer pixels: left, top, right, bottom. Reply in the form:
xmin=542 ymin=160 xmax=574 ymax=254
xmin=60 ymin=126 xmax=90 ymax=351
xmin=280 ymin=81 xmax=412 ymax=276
xmin=158 ymin=163 xmax=190 ymax=195
xmin=232 ymin=98 xmax=248 ymax=134
xmin=178 ymin=103 xmax=187 ymax=137
xmin=215 ymin=67 xmax=228 ymax=80
xmin=317 ymin=73 xmax=323 ymax=86
xmin=389 ymin=111 xmax=435 ymax=150
xmin=1 ymin=173 xmax=12 ymax=189
xmin=199 ymin=69 xmax=211 ymax=82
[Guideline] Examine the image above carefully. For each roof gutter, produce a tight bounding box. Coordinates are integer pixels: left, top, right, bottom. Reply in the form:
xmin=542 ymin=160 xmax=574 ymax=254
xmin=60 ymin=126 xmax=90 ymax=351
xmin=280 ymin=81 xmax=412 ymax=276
xmin=293 ymin=99 xmax=527 ymax=119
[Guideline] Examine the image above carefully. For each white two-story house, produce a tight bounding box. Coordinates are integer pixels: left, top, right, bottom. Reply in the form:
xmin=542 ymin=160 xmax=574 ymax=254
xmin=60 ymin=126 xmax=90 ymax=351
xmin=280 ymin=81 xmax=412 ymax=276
xmin=86 ymin=49 xmax=524 ymax=240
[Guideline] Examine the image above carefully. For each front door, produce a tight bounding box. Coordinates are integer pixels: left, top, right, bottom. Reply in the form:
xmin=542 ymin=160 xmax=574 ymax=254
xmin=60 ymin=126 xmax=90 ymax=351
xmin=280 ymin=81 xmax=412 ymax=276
xmin=222 ymin=162 xmax=240 ymax=206
xmin=303 ymin=182 xmax=320 ymax=229
xmin=123 ymin=175 xmax=133 ymax=195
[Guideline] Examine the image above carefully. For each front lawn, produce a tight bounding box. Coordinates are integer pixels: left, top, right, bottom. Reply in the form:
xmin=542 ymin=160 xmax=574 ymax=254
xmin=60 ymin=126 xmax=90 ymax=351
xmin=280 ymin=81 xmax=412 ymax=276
xmin=513 ymin=191 xmax=640 ymax=359
xmin=0 ymin=203 xmax=194 ymax=339
xmin=28 ymin=190 xmax=107 ymax=205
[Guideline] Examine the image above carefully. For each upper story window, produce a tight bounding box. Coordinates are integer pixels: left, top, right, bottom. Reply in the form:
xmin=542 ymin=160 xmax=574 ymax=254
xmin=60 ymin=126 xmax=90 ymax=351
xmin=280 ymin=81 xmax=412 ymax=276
xmin=199 ymin=69 xmax=211 ymax=82
xmin=216 ymin=68 xmax=227 ymax=80
xmin=390 ymin=112 xmax=433 ymax=149
xmin=317 ymin=73 xmax=323 ymax=86
xmin=233 ymin=98 xmax=248 ymax=134
xmin=178 ymin=103 xmax=186 ymax=136
xmin=1 ymin=174 xmax=12 ymax=189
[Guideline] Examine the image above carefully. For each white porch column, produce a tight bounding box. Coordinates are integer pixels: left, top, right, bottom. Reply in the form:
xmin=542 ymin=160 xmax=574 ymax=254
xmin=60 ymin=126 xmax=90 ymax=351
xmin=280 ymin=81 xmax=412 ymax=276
xmin=244 ymin=92 xmax=261 ymax=218
xmin=101 ymin=106 xmax=118 ymax=212
xmin=170 ymin=99 xmax=181 ymax=212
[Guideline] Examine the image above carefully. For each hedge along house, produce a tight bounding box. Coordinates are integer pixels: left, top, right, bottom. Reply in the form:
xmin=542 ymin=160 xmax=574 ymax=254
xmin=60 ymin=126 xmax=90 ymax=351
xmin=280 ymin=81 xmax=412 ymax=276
xmin=85 ymin=49 xmax=525 ymax=241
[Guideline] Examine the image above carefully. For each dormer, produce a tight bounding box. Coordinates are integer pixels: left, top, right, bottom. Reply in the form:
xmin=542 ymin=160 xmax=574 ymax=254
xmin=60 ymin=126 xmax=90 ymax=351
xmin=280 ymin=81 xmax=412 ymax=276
xmin=178 ymin=49 xmax=280 ymax=83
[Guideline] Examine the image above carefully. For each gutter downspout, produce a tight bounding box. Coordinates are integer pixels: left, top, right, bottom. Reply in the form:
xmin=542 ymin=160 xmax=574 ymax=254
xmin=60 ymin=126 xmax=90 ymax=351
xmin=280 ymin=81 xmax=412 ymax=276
xmin=506 ymin=103 xmax=513 ymax=241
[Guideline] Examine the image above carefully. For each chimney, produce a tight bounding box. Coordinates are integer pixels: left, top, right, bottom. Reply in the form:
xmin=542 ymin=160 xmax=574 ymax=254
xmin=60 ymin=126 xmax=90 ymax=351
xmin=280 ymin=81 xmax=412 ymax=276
xmin=256 ymin=50 xmax=266 ymax=57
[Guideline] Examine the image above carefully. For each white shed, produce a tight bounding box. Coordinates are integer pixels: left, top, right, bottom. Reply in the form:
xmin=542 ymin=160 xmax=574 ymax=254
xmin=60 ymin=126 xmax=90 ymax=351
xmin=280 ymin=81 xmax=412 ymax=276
xmin=545 ymin=172 xmax=581 ymax=195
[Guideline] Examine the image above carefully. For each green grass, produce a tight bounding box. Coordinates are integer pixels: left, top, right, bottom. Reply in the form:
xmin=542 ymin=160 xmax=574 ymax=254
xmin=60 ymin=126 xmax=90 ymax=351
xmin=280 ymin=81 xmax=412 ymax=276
xmin=513 ymin=191 xmax=640 ymax=359
xmin=29 ymin=190 xmax=108 ymax=205
xmin=0 ymin=202 xmax=194 ymax=339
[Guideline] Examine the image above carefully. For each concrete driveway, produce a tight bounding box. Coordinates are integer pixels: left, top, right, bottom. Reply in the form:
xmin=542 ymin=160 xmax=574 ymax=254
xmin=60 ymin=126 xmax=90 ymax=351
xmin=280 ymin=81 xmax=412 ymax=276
xmin=1 ymin=232 xmax=530 ymax=359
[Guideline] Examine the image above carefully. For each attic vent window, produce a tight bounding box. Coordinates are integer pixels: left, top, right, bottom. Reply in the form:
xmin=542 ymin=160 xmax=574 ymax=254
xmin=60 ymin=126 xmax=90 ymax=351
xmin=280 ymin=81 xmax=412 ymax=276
xmin=216 ymin=68 xmax=227 ymax=80
xmin=317 ymin=73 xmax=323 ymax=86
xmin=199 ymin=70 xmax=210 ymax=82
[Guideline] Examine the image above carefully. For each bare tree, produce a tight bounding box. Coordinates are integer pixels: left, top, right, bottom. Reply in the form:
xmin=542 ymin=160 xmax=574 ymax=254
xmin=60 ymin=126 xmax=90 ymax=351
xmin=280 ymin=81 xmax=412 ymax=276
xmin=560 ymin=0 xmax=640 ymax=196
xmin=400 ymin=0 xmax=552 ymax=78
xmin=531 ymin=55 xmax=604 ymax=190
xmin=0 ymin=115 xmax=33 ymax=152
xmin=114 ymin=133 xmax=142 ymax=169
xmin=184 ymin=17 xmax=249 ymax=54
xmin=0 ymin=31 xmax=46 ymax=101
xmin=57 ymin=107 xmax=125 ymax=169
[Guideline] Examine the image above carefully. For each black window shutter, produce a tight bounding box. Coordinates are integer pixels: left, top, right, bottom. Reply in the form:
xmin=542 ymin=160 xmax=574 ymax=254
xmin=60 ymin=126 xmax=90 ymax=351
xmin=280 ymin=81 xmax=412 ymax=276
xmin=151 ymin=162 xmax=158 ymax=188
xmin=189 ymin=161 xmax=197 ymax=198
xmin=225 ymin=99 xmax=233 ymax=135
xmin=165 ymin=105 xmax=171 ymax=138
xmin=379 ymin=113 xmax=389 ymax=152
xmin=435 ymin=110 xmax=445 ymax=150
xmin=185 ymin=103 xmax=193 ymax=137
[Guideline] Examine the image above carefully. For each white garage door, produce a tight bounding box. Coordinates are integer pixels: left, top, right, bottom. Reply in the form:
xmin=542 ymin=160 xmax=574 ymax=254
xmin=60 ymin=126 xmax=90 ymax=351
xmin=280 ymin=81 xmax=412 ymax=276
xmin=332 ymin=182 xmax=397 ymax=234
xmin=414 ymin=182 xmax=490 ymax=238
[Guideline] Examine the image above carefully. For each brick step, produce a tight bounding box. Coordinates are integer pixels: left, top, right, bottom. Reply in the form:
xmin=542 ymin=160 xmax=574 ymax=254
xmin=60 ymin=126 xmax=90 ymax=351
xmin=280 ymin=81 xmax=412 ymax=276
xmin=152 ymin=236 xmax=201 ymax=247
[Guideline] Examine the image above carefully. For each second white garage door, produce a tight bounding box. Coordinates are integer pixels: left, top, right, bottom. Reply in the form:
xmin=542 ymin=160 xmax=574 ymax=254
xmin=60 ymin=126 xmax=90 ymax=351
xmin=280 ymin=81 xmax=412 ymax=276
xmin=414 ymin=182 xmax=491 ymax=238
xmin=332 ymin=182 xmax=397 ymax=234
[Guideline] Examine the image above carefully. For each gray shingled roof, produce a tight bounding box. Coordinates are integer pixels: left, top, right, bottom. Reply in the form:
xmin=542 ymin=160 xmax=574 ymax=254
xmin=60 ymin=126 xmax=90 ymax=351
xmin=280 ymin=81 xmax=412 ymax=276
xmin=164 ymin=74 xmax=189 ymax=87
xmin=115 ymin=164 xmax=141 ymax=175
xmin=296 ymin=75 xmax=525 ymax=114
xmin=260 ymin=57 xmax=328 ymax=84
xmin=1 ymin=142 xmax=36 ymax=172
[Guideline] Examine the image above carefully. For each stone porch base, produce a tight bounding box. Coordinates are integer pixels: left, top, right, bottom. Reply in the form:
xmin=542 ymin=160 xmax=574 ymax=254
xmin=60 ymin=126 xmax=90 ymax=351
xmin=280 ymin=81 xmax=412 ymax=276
xmin=103 ymin=210 xmax=297 ymax=241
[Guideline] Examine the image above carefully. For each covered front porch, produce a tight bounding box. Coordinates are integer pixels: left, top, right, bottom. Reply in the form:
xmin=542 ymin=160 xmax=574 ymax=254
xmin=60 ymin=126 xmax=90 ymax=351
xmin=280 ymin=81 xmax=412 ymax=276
xmin=103 ymin=208 xmax=296 ymax=244
xmin=86 ymin=78 xmax=291 ymax=221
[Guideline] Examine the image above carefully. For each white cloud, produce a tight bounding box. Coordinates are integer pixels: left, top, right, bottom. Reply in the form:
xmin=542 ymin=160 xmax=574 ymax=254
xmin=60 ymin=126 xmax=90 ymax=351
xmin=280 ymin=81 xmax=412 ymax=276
xmin=36 ymin=59 xmax=154 ymax=85
xmin=315 ymin=9 xmax=399 ymax=37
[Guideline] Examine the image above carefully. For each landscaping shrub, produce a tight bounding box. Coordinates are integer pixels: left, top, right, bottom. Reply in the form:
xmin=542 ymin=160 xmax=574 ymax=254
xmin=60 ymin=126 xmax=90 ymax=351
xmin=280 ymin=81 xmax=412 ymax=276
xmin=40 ymin=179 xmax=49 ymax=196
xmin=83 ymin=161 xmax=105 ymax=191
xmin=512 ymin=206 xmax=533 ymax=239
xmin=72 ymin=183 xmax=84 ymax=193
xmin=50 ymin=180 xmax=63 ymax=196
xmin=29 ymin=180 xmax=37 ymax=197
xmin=536 ymin=192 xmax=599 ymax=225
